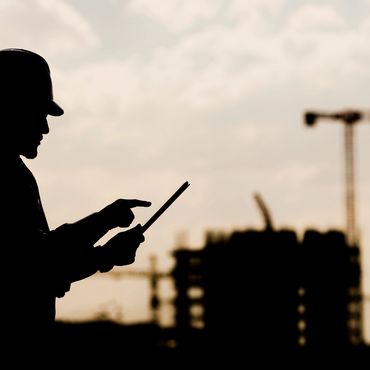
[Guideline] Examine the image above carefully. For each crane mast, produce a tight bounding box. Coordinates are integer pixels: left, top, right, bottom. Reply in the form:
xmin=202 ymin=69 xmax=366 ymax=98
xmin=345 ymin=122 xmax=356 ymax=247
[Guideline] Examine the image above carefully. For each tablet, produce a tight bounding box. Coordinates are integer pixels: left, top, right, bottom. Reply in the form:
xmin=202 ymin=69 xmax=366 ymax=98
xmin=142 ymin=181 xmax=190 ymax=232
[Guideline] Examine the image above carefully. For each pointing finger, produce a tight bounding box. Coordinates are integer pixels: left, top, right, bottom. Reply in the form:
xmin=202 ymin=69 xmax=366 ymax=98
xmin=126 ymin=199 xmax=151 ymax=208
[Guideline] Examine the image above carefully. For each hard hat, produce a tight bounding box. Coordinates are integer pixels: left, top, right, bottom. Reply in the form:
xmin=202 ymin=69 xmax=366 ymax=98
xmin=0 ymin=48 xmax=64 ymax=116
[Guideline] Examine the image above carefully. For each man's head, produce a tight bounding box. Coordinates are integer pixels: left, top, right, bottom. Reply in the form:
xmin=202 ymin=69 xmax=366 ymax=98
xmin=0 ymin=48 xmax=64 ymax=158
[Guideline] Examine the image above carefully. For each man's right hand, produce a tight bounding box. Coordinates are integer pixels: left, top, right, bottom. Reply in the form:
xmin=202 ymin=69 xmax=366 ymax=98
xmin=99 ymin=199 xmax=151 ymax=229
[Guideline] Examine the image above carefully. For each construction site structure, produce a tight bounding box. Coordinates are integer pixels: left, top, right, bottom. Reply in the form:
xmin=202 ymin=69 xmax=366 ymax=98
xmin=304 ymin=108 xmax=369 ymax=344
xmin=171 ymin=226 xmax=363 ymax=359
xmin=304 ymin=109 xmax=369 ymax=247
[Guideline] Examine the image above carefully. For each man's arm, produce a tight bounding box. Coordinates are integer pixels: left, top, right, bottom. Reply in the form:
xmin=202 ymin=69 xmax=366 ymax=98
xmin=50 ymin=224 xmax=145 ymax=297
xmin=51 ymin=198 xmax=151 ymax=247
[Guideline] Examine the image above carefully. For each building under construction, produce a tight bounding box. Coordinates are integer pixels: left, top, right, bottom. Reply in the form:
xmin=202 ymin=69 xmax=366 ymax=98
xmin=171 ymin=225 xmax=363 ymax=366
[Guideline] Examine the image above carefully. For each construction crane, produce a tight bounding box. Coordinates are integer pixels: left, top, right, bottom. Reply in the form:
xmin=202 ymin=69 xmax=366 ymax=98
xmin=304 ymin=108 xmax=369 ymax=345
xmin=304 ymin=109 xmax=369 ymax=247
xmin=99 ymin=254 xmax=171 ymax=325
xmin=253 ymin=192 xmax=274 ymax=231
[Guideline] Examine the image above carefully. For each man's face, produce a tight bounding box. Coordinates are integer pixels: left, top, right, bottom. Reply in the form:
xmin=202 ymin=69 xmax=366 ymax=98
xmin=0 ymin=50 xmax=63 ymax=159
xmin=9 ymin=104 xmax=50 ymax=159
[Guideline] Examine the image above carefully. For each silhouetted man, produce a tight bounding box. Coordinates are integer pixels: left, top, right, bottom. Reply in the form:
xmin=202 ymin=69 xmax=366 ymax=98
xmin=0 ymin=48 xmax=151 ymax=363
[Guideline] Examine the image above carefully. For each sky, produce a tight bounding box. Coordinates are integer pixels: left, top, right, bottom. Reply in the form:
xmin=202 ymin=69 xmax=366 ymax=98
xmin=3 ymin=0 xmax=370 ymax=339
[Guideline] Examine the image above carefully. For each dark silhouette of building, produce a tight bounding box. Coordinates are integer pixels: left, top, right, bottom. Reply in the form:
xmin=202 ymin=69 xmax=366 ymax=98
xmin=171 ymin=226 xmax=363 ymax=366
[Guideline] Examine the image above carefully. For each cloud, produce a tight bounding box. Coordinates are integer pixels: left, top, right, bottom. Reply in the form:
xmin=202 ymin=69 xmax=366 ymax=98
xmin=127 ymin=0 xmax=223 ymax=32
xmin=286 ymin=3 xmax=345 ymax=33
xmin=0 ymin=0 xmax=98 ymax=56
xmin=42 ymin=0 xmax=370 ymax=172
xmin=49 ymin=1 xmax=370 ymax=156
xmin=227 ymin=0 xmax=286 ymax=28
xmin=154 ymin=2 xmax=370 ymax=106
xmin=38 ymin=0 xmax=370 ymax=232
xmin=116 ymin=2 xmax=358 ymax=112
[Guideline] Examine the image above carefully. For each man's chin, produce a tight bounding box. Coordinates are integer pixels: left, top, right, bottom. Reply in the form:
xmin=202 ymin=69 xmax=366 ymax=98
xmin=21 ymin=148 xmax=38 ymax=159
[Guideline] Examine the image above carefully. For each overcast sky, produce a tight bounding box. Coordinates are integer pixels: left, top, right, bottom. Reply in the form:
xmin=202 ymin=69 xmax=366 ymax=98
xmin=3 ymin=0 xmax=370 ymax=338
